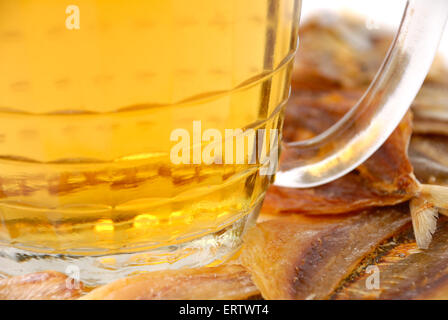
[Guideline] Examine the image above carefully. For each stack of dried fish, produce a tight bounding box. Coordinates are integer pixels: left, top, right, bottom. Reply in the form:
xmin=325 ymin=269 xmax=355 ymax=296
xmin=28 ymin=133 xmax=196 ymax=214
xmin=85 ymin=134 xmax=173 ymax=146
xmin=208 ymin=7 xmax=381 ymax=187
xmin=270 ymin=12 xmax=448 ymax=250
xmin=1 ymin=13 xmax=448 ymax=300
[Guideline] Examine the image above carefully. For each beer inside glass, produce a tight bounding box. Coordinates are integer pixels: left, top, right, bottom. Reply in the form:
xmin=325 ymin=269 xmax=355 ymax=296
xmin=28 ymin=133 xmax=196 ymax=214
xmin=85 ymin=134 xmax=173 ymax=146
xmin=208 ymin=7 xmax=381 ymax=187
xmin=0 ymin=0 xmax=300 ymax=283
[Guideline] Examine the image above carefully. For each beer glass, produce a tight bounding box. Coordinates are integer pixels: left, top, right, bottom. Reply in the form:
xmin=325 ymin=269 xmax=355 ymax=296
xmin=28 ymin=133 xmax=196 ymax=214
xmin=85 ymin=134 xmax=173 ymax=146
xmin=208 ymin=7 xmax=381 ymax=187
xmin=0 ymin=0 xmax=446 ymax=285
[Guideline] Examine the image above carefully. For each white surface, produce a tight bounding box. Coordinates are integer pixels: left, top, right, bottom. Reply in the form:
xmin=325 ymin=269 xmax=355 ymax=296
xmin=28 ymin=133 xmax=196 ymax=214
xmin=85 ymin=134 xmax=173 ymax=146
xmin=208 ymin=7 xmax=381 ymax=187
xmin=300 ymin=0 xmax=448 ymax=63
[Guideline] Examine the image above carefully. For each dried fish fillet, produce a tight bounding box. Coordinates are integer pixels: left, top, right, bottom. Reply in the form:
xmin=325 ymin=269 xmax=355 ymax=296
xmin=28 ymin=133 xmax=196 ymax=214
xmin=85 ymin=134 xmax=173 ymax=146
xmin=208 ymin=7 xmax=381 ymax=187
xmin=292 ymin=13 xmax=392 ymax=90
xmin=80 ymin=264 xmax=259 ymax=300
xmin=412 ymin=86 xmax=448 ymax=136
xmin=293 ymin=13 xmax=448 ymax=91
xmin=413 ymin=118 xmax=448 ymax=136
xmin=334 ymin=217 xmax=448 ymax=300
xmin=240 ymin=206 xmax=410 ymax=300
xmin=410 ymin=136 xmax=448 ymax=186
xmin=264 ymin=90 xmax=418 ymax=215
xmin=411 ymin=135 xmax=448 ymax=169
xmin=0 ymin=271 xmax=83 ymax=300
xmin=294 ymin=13 xmax=448 ymax=136
xmin=411 ymin=154 xmax=448 ymax=186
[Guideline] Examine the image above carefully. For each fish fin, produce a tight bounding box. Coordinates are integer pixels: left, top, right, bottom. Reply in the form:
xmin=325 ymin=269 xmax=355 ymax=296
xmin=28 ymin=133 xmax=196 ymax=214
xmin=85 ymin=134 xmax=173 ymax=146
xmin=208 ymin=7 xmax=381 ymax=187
xmin=410 ymin=197 xmax=439 ymax=249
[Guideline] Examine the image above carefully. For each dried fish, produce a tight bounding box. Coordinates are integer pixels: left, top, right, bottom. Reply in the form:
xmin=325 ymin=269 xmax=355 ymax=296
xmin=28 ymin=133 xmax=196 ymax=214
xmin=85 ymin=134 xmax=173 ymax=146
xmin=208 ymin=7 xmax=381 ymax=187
xmin=80 ymin=264 xmax=259 ymax=300
xmin=410 ymin=135 xmax=448 ymax=185
xmin=411 ymin=135 xmax=448 ymax=169
xmin=411 ymin=154 xmax=448 ymax=186
xmin=239 ymin=206 xmax=410 ymax=300
xmin=264 ymin=88 xmax=448 ymax=247
xmin=333 ymin=217 xmax=448 ymax=300
xmin=408 ymin=181 xmax=448 ymax=249
xmin=268 ymin=54 xmax=448 ymax=246
xmin=293 ymin=13 xmax=448 ymax=91
xmin=264 ymin=90 xmax=419 ymax=215
xmin=413 ymin=86 xmax=448 ymax=136
xmin=406 ymin=136 xmax=448 ymax=246
xmin=292 ymin=13 xmax=392 ymax=90
xmin=278 ymin=13 xmax=448 ymax=228
xmin=413 ymin=117 xmax=448 ymax=136
xmin=294 ymin=13 xmax=448 ymax=136
xmin=0 ymin=271 xmax=83 ymax=300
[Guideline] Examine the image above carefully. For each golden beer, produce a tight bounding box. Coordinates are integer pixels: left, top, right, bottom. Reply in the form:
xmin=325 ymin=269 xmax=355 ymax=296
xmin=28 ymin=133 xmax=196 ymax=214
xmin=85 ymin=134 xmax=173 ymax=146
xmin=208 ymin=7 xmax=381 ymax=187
xmin=0 ymin=0 xmax=300 ymax=282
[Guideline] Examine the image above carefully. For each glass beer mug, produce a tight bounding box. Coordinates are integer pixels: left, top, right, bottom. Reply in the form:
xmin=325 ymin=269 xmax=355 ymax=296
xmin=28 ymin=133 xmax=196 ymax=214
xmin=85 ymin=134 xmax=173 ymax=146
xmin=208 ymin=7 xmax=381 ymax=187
xmin=0 ymin=0 xmax=446 ymax=284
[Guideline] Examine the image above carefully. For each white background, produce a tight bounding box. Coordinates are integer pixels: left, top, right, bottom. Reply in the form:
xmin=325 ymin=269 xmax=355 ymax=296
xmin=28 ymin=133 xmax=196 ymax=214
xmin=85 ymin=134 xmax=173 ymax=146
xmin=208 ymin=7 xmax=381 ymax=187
xmin=300 ymin=0 xmax=448 ymax=63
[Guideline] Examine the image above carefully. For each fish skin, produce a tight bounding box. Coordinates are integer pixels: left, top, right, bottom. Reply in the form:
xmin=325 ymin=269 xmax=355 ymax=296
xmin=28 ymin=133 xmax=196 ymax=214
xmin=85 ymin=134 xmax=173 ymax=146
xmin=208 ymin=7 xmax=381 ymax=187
xmin=333 ymin=217 xmax=448 ymax=300
xmin=80 ymin=264 xmax=259 ymax=300
xmin=0 ymin=271 xmax=83 ymax=300
xmin=411 ymin=135 xmax=448 ymax=170
xmin=410 ymin=135 xmax=448 ymax=186
xmin=413 ymin=118 xmax=448 ymax=136
xmin=240 ymin=206 xmax=411 ymax=300
xmin=412 ymin=85 xmax=448 ymax=136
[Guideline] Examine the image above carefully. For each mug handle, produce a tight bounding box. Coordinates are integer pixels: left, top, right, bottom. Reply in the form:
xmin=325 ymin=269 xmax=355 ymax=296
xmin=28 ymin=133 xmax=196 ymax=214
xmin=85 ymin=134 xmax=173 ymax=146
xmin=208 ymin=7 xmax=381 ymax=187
xmin=274 ymin=0 xmax=448 ymax=188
